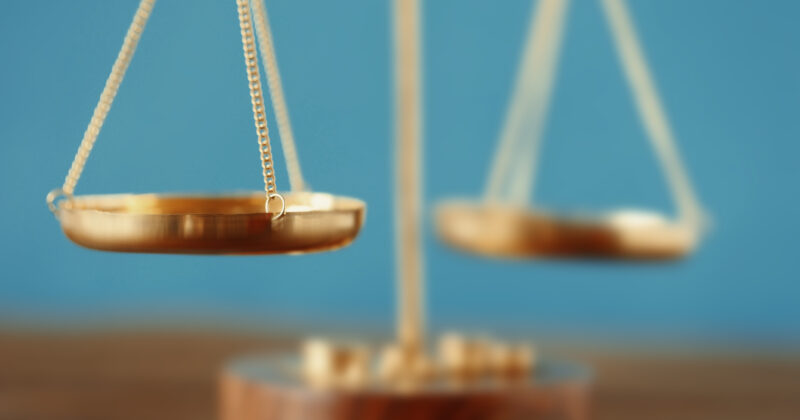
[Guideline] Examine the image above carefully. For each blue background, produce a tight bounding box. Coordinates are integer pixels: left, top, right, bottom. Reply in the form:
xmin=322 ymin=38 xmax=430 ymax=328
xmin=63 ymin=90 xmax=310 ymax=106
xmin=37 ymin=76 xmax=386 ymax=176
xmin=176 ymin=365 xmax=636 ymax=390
xmin=1 ymin=1 xmax=798 ymax=348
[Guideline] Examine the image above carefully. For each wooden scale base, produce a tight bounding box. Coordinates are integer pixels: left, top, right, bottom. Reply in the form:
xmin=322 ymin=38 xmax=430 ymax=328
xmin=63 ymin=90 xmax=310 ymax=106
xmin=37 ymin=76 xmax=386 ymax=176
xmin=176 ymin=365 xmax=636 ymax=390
xmin=220 ymin=355 xmax=591 ymax=420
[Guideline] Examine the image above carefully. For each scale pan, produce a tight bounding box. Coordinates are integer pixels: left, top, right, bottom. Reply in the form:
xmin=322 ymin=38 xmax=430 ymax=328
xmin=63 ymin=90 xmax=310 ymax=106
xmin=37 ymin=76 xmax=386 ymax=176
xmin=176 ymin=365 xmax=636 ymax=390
xmin=53 ymin=192 xmax=365 ymax=255
xmin=436 ymin=201 xmax=697 ymax=260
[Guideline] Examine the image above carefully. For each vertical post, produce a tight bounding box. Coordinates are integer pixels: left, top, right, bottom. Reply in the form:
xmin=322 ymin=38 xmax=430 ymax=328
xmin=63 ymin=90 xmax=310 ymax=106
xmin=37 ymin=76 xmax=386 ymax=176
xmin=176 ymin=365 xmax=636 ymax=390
xmin=393 ymin=0 xmax=425 ymax=360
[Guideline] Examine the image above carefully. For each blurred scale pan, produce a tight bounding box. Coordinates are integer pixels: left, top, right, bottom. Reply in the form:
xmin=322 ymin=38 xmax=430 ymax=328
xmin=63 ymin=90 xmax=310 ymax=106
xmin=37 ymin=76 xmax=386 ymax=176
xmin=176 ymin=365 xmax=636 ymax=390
xmin=437 ymin=201 xmax=697 ymax=260
xmin=435 ymin=0 xmax=707 ymax=261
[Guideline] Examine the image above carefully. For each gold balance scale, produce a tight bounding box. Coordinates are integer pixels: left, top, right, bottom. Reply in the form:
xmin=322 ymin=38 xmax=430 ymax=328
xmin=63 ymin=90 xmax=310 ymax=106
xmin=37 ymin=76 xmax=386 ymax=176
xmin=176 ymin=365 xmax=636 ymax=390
xmin=47 ymin=0 xmax=707 ymax=419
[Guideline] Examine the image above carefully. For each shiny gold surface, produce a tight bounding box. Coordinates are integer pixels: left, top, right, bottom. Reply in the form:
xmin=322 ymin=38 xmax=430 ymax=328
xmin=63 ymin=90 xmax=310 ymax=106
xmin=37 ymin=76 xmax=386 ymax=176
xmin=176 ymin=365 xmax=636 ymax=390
xmin=436 ymin=201 xmax=697 ymax=260
xmin=54 ymin=191 xmax=365 ymax=255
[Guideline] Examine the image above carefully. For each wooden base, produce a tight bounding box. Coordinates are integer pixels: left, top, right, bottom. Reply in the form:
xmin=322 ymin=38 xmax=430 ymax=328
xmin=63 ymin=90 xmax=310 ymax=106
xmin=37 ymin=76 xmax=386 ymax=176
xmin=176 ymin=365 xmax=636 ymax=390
xmin=220 ymin=355 xmax=591 ymax=420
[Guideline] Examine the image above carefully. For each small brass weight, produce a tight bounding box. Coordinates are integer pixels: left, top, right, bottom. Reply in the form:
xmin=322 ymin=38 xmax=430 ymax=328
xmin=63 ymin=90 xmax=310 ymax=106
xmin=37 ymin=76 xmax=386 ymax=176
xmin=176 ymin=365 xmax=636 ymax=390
xmin=298 ymin=333 xmax=536 ymax=389
xmin=220 ymin=1 xmax=590 ymax=419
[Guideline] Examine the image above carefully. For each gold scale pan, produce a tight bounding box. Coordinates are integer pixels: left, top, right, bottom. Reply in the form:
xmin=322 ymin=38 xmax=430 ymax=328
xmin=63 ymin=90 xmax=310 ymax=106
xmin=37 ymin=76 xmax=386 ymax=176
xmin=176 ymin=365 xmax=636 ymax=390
xmin=47 ymin=0 xmax=364 ymax=255
xmin=436 ymin=0 xmax=707 ymax=261
xmin=53 ymin=192 xmax=364 ymax=255
xmin=436 ymin=203 xmax=698 ymax=260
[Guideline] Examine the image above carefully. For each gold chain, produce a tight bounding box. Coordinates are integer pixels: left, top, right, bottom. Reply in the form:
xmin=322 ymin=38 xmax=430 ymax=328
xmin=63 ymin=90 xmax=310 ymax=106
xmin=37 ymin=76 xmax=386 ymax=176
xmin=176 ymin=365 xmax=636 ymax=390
xmin=50 ymin=0 xmax=285 ymax=217
xmin=236 ymin=0 xmax=280 ymax=204
xmin=48 ymin=0 xmax=156 ymax=211
xmin=251 ymin=0 xmax=306 ymax=192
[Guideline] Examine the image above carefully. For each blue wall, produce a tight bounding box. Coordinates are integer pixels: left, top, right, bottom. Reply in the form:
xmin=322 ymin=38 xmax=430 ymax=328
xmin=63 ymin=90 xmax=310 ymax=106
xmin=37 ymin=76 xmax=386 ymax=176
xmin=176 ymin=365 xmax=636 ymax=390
xmin=1 ymin=1 xmax=798 ymax=346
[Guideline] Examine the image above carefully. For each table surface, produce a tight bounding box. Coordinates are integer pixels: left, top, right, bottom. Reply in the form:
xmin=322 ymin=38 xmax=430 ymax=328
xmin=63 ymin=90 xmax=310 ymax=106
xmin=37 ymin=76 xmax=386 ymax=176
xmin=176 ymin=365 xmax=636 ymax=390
xmin=0 ymin=331 xmax=797 ymax=420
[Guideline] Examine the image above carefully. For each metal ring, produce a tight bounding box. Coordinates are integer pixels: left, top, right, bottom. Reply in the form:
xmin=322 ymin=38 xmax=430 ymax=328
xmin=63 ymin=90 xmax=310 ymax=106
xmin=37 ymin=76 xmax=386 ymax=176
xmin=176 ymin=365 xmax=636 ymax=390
xmin=46 ymin=188 xmax=73 ymax=214
xmin=266 ymin=192 xmax=286 ymax=220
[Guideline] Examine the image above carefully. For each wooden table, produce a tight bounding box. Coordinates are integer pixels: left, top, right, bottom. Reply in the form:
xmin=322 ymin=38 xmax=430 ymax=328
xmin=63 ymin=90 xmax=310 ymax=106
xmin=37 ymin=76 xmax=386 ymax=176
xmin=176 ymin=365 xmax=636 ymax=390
xmin=0 ymin=331 xmax=797 ymax=420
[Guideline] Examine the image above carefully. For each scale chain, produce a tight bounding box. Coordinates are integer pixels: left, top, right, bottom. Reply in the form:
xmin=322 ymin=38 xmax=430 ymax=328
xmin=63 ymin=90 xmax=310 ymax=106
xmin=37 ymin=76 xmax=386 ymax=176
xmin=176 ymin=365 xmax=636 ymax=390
xmin=236 ymin=0 xmax=284 ymax=217
xmin=251 ymin=0 xmax=307 ymax=192
xmin=601 ymin=0 xmax=705 ymax=229
xmin=48 ymin=0 xmax=156 ymax=211
xmin=49 ymin=0 xmax=285 ymax=219
xmin=484 ymin=0 xmax=568 ymax=204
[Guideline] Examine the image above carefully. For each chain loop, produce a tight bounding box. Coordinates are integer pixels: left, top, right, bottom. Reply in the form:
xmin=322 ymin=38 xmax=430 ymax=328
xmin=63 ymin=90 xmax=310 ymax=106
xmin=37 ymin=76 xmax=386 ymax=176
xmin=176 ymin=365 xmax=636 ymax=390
xmin=267 ymin=192 xmax=286 ymax=220
xmin=46 ymin=188 xmax=73 ymax=214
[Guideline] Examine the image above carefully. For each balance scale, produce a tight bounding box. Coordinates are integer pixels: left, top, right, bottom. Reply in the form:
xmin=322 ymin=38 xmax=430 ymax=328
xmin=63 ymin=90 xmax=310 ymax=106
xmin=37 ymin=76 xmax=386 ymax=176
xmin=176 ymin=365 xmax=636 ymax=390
xmin=48 ymin=1 xmax=707 ymax=419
